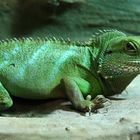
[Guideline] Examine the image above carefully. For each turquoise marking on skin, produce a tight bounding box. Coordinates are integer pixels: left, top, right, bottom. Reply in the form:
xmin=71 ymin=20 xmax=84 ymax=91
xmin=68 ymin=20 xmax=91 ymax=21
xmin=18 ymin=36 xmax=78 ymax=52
xmin=3 ymin=47 xmax=20 ymax=60
xmin=0 ymin=47 xmax=20 ymax=69
xmin=27 ymin=44 xmax=48 ymax=65
xmin=82 ymin=47 xmax=91 ymax=67
xmin=0 ymin=61 xmax=9 ymax=69
xmin=16 ymin=44 xmax=50 ymax=78
xmin=46 ymin=48 xmax=77 ymax=85
xmin=11 ymin=47 xmax=20 ymax=55
xmin=3 ymin=52 xmax=9 ymax=60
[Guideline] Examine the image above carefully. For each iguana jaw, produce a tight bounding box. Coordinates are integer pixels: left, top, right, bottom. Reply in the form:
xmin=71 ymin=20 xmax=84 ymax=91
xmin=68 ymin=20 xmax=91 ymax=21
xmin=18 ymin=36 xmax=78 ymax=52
xmin=98 ymin=58 xmax=140 ymax=79
xmin=96 ymin=57 xmax=140 ymax=96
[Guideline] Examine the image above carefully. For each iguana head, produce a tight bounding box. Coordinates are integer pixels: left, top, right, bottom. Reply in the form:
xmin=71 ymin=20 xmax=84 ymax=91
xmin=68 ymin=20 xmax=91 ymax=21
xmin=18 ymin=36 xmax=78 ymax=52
xmin=92 ymin=30 xmax=140 ymax=79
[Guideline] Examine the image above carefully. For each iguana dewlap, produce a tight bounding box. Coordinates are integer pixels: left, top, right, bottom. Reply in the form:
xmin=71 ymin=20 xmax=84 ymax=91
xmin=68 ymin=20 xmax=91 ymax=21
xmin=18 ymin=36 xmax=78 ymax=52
xmin=0 ymin=30 xmax=140 ymax=112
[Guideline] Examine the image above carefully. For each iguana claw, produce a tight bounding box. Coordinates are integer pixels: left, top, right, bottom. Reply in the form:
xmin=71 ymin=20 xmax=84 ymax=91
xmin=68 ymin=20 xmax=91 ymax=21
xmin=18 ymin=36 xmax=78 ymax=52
xmin=92 ymin=95 xmax=111 ymax=111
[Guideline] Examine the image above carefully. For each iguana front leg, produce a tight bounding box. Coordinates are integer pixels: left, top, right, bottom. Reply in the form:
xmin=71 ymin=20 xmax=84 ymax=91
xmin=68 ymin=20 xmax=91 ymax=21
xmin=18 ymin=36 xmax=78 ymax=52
xmin=62 ymin=77 xmax=108 ymax=112
xmin=0 ymin=82 xmax=13 ymax=111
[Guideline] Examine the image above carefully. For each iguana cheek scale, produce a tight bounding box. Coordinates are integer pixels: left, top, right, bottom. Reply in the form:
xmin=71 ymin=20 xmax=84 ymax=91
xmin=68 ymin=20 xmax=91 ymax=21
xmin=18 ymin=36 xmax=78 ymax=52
xmin=0 ymin=30 xmax=139 ymax=112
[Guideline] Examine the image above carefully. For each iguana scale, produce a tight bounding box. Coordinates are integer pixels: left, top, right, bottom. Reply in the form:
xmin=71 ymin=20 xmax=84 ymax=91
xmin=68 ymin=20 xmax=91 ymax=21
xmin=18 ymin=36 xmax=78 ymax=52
xmin=0 ymin=30 xmax=140 ymax=112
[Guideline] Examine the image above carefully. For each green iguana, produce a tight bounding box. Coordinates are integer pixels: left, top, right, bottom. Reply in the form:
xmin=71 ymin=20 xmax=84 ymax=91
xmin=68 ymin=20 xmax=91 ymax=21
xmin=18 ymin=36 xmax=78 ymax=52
xmin=0 ymin=29 xmax=139 ymax=112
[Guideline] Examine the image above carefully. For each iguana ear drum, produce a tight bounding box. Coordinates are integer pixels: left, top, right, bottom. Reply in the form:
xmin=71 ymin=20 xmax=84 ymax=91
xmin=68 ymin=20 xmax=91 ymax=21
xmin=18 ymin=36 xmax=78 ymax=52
xmin=105 ymin=50 xmax=113 ymax=55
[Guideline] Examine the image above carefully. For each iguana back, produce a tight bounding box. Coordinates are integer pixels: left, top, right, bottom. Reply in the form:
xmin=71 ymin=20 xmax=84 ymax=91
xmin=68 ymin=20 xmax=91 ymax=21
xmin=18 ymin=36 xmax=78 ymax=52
xmin=0 ymin=38 xmax=94 ymax=100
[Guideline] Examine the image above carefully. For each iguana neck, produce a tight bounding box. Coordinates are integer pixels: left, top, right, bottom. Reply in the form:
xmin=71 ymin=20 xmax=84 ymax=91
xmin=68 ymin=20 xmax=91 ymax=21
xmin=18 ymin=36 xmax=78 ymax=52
xmin=101 ymin=74 xmax=138 ymax=96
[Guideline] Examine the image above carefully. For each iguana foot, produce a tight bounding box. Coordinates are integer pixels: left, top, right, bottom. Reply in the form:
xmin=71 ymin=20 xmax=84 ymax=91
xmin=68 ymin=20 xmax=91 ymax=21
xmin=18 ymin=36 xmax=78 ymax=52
xmin=77 ymin=100 xmax=94 ymax=112
xmin=77 ymin=95 xmax=110 ymax=112
xmin=92 ymin=95 xmax=110 ymax=111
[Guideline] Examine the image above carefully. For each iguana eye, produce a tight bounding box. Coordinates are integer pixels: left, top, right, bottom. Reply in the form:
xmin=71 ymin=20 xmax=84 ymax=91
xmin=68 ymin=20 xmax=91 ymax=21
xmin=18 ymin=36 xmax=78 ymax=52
xmin=124 ymin=41 xmax=139 ymax=56
xmin=125 ymin=42 xmax=138 ymax=52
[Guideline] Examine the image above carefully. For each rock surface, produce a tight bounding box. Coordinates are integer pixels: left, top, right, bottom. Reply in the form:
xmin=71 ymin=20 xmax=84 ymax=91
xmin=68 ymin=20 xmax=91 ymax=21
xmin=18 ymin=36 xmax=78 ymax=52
xmin=0 ymin=76 xmax=140 ymax=140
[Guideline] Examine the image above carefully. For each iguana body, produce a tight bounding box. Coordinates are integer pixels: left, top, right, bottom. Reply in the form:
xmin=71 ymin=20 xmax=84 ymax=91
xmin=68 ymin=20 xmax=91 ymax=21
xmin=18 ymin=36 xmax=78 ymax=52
xmin=0 ymin=30 xmax=140 ymax=112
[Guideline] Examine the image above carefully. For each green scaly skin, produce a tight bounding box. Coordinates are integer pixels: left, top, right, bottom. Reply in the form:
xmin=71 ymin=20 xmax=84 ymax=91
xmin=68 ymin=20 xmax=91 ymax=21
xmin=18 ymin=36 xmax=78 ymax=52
xmin=0 ymin=30 xmax=140 ymax=112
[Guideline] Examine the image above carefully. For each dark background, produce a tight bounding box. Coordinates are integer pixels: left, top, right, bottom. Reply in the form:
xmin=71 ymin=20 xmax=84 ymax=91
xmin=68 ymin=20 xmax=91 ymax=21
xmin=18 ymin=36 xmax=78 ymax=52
xmin=0 ymin=0 xmax=140 ymax=40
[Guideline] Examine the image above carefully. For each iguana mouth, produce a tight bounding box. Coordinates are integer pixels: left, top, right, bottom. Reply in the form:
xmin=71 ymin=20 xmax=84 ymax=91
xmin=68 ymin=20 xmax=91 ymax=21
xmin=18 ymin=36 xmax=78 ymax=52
xmin=124 ymin=60 xmax=140 ymax=66
xmin=124 ymin=61 xmax=140 ymax=72
xmin=99 ymin=59 xmax=140 ymax=78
